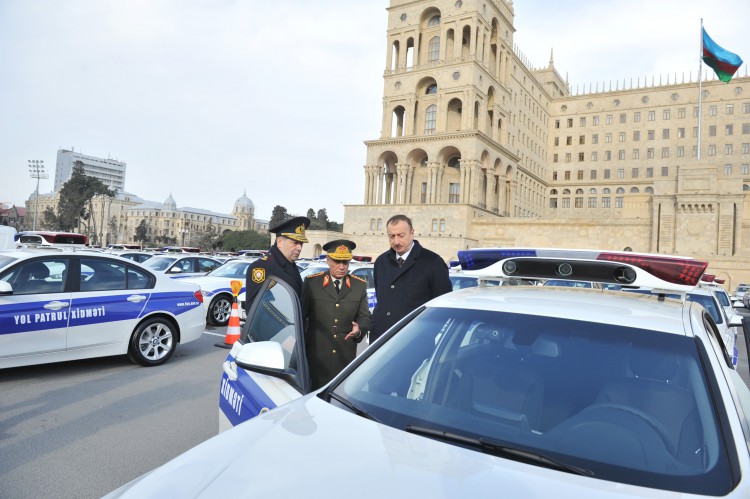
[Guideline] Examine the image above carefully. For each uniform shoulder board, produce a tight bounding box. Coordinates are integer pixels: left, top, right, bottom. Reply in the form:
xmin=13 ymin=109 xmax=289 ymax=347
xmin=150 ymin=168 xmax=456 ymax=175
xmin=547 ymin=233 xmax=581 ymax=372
xmin=260 ymin=255 xmax=269 ymax=261
xmin=349 ymin=274 xmax=366 ymax=283
xmin=306 ymin=271 xmax=326 ymax=279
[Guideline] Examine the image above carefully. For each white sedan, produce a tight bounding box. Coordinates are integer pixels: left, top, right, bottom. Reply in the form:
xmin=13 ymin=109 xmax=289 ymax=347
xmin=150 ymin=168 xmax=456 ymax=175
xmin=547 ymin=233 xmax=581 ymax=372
xmin=181 ymin=259 xmax=253 ymax=326
xmin=107 ymin=248 xmax=750 ymax=498
xmin=0 ymin=248 xmax=206 ymax=368
xmin=141 ymin=254 xmax=222 ymax=279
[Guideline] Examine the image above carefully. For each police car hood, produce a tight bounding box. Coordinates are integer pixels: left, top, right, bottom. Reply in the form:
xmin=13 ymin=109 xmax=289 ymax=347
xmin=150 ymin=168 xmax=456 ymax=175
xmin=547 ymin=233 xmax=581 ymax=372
xmin=107 ymin=394 xmax=661 ymax=498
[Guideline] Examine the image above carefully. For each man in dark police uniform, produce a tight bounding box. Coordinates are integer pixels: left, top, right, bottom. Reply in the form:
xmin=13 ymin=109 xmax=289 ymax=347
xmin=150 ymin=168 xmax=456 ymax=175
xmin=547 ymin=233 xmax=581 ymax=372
xmin=302 ymin=239 xmax=371 ymax=390
xmin=244 ymin=216 xmax=310 ymax=316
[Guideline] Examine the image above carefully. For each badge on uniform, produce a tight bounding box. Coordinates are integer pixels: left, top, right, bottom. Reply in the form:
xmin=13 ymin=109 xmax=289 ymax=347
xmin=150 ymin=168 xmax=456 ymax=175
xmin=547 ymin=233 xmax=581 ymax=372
xmin=251 ymin=268 xmax=266 ymax=284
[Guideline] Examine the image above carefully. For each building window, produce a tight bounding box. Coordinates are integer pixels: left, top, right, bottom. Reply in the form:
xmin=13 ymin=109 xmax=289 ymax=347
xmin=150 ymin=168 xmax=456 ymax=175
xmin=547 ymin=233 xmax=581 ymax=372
xmin=604 ymin=169 xmax=611 ymax=179
xmin=620 ymin=113 xmax=626 ymax=124
xmin=564 ymin=171 xmax=571 ymax=180
xmin=693 ymin=127 xmax=699 ymax=138
xmin=580 ymin=117 xmax=586 ymax=127
xmin=618 ymin=150 xmax=625 ymax=160
xmin=377 ymin=218 xmax=383 ymax=230
xmin=553 ymin=154 xmax=558 ymax=163
xmin=578 ymin=152 xmax=585 ymax=162
xmin=566 ymin=136 xmax=573 ymax=145
xmin=725 ymin=144 xmax=733 ymax=155
xmin=432 ymin=219 xmax=438 ymax=231
xmin=590 ymin=170 xmax=597 ymax=180
xmin=550 ymin=198 xmax=558 ymax=208
xmin=633 ymin=131 xmax=640 ymax=141
xmin=744 ymin=123 xmax=750 ymax=134
xmin=427 ymin=15 xmax=440 ymax=26
xmin=448 ymin=183 xmax=460 ymax=203
xmin=647 ymin=148 xmax=655 ymax=158
xmin=663 ymin=109 xmax=670 ymax=120
xmin=554 ymin=137 xmax=560 ymax=146
xmin=439 ymin=219 xmax=445 ymax=232
xmin=678 ymin=108 xmax=686 ymax=119
xmin=421 ymin=182 xmax=427 ymax=203
xmin=593 ymin=116 xmax=600 ymax=126
xmin=662 ymin=166 xmax=669 ymax=176
xmin=606 ymin=114 xmax=613 ymax=125
xmin=565 ymin=153 xmax=572 ymax=163
xmin=615 ymin=197 xmax=624 ymax=208
xmin=632 ymin=148 xmax=640 ymax=159
xmin=370 ymin=219 xmax=376 ymax=230
xmin=604 ymin=151 xmax=612 ymax=161
xmin=677 ymin=146 xmax=685 ymax=157
xmin=725 ymin=164 xmax=733 ymax=175
xmin=648 ymin=111 xmax=655 ymax=121
xmin=424 ymin=104 xmax=437 ymax=134
xmin=588 ymin=197 xmax=597 ymax=208
xmin=567 ymin=118 xmax=573 ymax=128
xmin=647 ymin=130 xmax=655 ymax=140
xmin=646 ymin=167 xmax=654 ymax=177
xmin=591 ymin=152 xmax=598 ymax=161
xmin=662 ymin=128 xmax=670 ymax=139
xmin=742 ymin=143 xmax=750 ymax=154
xmin=577 ymin=170 xmax=584 ymax=180
xmin=743 ymin=164 xmax=749 ymax=175
xmin=592 ymin=134 xmax=599 ymax=144
xmin=708 ymin=144 xmax=716 ymax=156
xmin=693 ymin=145 xmax=698 ymax=156
xmin=727 ymin=104 xmax=734 ymax=115
xmin=693 ymin=106 xmax=699 ymax=118
xmin=575 ymin=197 xmax=583 ymax=208
xmin=561 ymin=198 xmax=570 ymax=208
xmin=579 ymin=135 xmax=585 ymax=145
xmin=427 ymin=36 xmax=440 ymax=61
xmin=617 ymin=168 xmax=625 ymax=178
xmin=633 ymin=112 xmax=641 ymax=122
xmin=632 ymin=168 xmax=639 ymax=178
xmin=743 ymin=103 xmax=750 ymax=114
xmin=605 ymin=133 xmax=612 ymax=143
xmin=555 ymin=119 xmax=560 ymax=129
xmin=677 ymin=127 xmax=685 ymax=138
xmin=710 ymin=105 xmax=717 ymax=116
xmin=553 ymin=172 xmax=558 ymax=180
xmin=619 ymin=132 xmax=626 ymax=142
xmin=662 ymin=147 xmax=669 ymax=158
xmin=726 ymin=124 xmax=734 ymax=136
xmin=602 ymin=197 xmax=611 ymax=208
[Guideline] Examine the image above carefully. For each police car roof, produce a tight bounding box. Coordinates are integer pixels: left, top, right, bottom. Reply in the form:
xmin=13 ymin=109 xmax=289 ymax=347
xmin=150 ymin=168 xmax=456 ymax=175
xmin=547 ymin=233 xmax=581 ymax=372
xmin=425 ymin=284 xmax=689 ymax=335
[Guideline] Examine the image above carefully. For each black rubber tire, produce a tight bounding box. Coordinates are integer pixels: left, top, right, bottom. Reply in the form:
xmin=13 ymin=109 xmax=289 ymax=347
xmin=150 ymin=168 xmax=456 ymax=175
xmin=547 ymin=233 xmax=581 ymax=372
xmin=127 ymin=317 xmax=177 ymax=366
xmin=208 ymin=295 xmax=233 ymax=326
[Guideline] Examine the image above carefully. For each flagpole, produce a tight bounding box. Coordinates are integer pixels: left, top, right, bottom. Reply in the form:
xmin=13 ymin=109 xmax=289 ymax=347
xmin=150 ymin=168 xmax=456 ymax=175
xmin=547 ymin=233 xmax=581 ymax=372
xmin=697 ymin=18 xmax=703 ymax=160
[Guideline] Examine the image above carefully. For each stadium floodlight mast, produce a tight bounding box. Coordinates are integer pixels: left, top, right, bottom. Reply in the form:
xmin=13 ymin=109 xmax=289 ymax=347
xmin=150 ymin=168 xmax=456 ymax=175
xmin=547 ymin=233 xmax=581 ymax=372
xmin=28 ymin=159 xmax=48 ymax=231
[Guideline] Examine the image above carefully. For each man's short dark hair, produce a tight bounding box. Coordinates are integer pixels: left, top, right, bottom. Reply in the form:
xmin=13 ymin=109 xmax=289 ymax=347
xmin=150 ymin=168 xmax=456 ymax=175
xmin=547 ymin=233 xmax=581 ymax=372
xmin=387 ymin=214 xmax=412 ymax=229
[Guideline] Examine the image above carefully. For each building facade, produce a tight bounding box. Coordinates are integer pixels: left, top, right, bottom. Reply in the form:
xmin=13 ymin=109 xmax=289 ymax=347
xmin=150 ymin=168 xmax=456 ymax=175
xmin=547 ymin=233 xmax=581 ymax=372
xmin=302 ymin=0 xmax=750 ymax=288
xmin=54 ymin=149 xmax=127 ymax=192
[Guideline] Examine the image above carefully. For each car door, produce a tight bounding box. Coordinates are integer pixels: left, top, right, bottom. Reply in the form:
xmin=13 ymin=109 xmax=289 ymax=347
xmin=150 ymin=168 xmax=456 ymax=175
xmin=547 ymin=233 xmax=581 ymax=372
xmin=219 ymin=275 xmax=309 ymax=431
xmin=351 ymin=266 xmax=376 ymax=311
xmin=0 ymin=257 xmax=72 ymax=358
xmin=67 ymin=257 xmax=153 ymax=350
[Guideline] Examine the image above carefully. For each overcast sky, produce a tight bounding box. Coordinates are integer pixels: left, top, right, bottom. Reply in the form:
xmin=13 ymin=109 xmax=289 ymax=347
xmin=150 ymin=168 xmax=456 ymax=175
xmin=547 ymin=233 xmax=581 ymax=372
xmin=2 ymin=0 xmax=749 ymax=223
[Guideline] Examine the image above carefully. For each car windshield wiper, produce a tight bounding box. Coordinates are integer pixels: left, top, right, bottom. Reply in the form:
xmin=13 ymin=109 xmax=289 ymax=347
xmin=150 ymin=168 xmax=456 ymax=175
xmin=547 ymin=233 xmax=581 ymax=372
xmin=405 ymin=425 xmax=593 ymax=477
xmin=327 ymin=391 xmax=381 ymax=423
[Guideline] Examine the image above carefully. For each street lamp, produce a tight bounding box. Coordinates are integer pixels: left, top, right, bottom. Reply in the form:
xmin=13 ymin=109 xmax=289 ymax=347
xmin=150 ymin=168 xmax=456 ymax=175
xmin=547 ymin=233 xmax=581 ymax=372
xmin=28 ymin=160 xmax=48 ymax=231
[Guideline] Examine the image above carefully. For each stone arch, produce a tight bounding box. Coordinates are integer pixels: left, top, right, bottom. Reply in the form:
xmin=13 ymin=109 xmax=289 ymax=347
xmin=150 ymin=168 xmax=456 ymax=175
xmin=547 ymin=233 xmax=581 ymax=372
xmin=446 ymin=97 xmax=463 ymax=132
xmin=391 ymin=105 xmax=406 ymax=137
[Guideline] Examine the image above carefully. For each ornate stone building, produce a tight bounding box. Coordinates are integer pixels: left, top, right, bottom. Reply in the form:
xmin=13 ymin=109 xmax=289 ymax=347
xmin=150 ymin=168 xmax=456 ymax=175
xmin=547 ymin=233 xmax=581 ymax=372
xmin=303 ymin=0 xmax=750 ymax=287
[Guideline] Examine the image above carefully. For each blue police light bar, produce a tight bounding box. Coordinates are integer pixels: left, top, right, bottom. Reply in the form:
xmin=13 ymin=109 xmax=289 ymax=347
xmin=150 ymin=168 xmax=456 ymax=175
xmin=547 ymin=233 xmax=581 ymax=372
xmin=458 ymin=248 xmax=708 ymax=291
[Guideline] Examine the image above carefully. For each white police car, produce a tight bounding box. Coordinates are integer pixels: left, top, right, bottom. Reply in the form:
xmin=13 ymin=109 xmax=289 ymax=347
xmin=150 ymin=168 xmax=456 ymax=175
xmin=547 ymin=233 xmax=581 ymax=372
xmin=106 ymin=248 xmax=750 ymax=497
xmin=0 ymin=247 xmax=206 ymax=368
xmin=141 ymin=254 xmax=222 ymax=279
xmin=181 ymin=259 xmax=253 ymax=326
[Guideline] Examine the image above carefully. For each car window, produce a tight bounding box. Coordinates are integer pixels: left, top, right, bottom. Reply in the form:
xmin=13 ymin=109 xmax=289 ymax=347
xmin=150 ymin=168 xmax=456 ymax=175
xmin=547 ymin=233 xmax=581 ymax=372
xmin=687 ymin=293 xmax=723 ymax=324
xmin=208 ymin=261 xmax=251 ymax=278
xmin=1 ymin=258 xmax=68 ymax=295
xmin=714 ymin=290 xmax=730 ymax=307
xmin=81 ymin=258 xmax=127 ymax=291
xmin=199 ymin=258 xmax=220 ymax=273
xmin=334 ymin=307 xmax=733 ymax=495
xmin=351 ymin=267 xmax=374 ymax=287
xmin=143 ymin=256 xmax=177 ymax=271
xmin=127 ymin=266 xmax=151 ymax=289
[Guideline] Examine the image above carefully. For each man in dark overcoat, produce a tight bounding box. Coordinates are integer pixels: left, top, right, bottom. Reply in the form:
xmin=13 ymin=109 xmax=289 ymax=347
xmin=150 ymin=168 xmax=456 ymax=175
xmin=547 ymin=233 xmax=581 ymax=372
xmin=370 ymin=214 xmax=452 ymax=342
xmin=302 ymin=239 xmax=372 ymax=390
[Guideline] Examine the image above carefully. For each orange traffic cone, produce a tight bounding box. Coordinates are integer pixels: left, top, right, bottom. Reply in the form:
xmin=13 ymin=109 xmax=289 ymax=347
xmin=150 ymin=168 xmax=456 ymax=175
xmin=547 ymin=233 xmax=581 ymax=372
xmin=215 ymin=298 xmax=242 ymax=349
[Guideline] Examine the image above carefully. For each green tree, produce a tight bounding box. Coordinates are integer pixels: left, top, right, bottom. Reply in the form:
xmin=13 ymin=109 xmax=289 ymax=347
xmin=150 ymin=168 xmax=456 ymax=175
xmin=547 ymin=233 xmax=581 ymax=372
xmin=220 ymin=230 xmax=270 ymax=251
xmin=269 ymin=205 xmax=290 ymax=229
xmin=134 ymin=219 xmax=149 ymax=243
xmin=40 ymin=207 xmax=59 ymax=230
xmin=194 ymin=222 xmax=218 ymax=251
xmin=56 ymin=162 xmax=115 ymax=231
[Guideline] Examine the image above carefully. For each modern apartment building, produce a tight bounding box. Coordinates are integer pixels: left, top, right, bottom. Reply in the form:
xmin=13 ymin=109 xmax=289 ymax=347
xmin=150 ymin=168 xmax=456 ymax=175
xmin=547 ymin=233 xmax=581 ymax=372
xmin=54 ymin=148 xmax=127 ymax=192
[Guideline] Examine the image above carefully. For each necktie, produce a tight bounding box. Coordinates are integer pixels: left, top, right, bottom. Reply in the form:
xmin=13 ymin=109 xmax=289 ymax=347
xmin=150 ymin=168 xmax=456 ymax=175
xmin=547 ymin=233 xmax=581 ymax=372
xmin=397 ymin=257 xmax=404 ymax=267
xmin=334 ymin=280 xmax=340 ymax=293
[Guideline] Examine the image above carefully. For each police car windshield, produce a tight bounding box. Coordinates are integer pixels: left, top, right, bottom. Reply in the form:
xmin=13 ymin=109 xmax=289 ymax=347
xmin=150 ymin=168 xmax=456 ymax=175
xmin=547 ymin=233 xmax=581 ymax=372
xmin=333 ymin=307 xmax=731 ymax=495
xmin=142 ymin=256 xmax=178 ymax=271
xmin=686 ymin=293 xmax=723 ymax=324
xmin=713 ymin=289 xmax=731 ymax=307
xmin=207 ymin=261 xmax=251 ymax=278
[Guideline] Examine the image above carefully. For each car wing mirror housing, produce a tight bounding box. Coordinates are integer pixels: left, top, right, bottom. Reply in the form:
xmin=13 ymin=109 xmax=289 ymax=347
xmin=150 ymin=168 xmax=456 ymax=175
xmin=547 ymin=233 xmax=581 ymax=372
xmin=235 ymin=341 xmax=285 ymax=371
xmin=0 ymin=281 xmax=13 ymax=295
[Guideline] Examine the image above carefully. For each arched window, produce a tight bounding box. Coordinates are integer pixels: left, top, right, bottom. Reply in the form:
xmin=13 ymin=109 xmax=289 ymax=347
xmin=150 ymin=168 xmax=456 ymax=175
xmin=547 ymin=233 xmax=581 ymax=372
xmin=576 ymin=188 xmax=584 ymax=195
xmin=428 ymin=36 xmax=440 ymax=61
xmin=425 ymin=104 xmax=437 ymax=134
xmin=616 ymin=187 xmax=625 ymax=194
xmin=428 ymin=15 xmax=440 ymax=27
xmin=562 ymin=189 xmax=571 ymax=195
xmin=744 ymin=184 xmax=750 ymax=191
xmin=426 ymin=83 xmax=438 ymax=94
xmin=550 ymin=189 xmax=558 ymax=195
xmin=630 ymin=187 xmax=640 ymax=193
xmin=377 ymin=218 xmax=383 ymax=230
xmin=439 ymin=219 xmax=446 ymax=232
xmin=448 ymin=157 xmax=460 ymax=168
xmin=603 ymin=188 xmax=611 ymax=194
xmin=370 ymin=219 xmax=376 ymax=231
xmin=588 ymin=188 xmax=597 ymax=194
xmin=645 ymin=187 xmax=654 ymax=194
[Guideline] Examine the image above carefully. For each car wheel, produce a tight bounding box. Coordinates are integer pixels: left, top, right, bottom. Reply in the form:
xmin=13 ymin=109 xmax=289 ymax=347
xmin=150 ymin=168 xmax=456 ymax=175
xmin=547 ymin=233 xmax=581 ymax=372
xmin=208 ymin=295 xmax=233 ymax=326
xmin=128 ymin=317 xmax=177 ymax=366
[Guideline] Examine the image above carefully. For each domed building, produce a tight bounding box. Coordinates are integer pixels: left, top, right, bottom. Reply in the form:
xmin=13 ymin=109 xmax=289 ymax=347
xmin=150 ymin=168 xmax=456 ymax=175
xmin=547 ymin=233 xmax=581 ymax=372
xmin=232 ymin=191 xmax=255 ymax=231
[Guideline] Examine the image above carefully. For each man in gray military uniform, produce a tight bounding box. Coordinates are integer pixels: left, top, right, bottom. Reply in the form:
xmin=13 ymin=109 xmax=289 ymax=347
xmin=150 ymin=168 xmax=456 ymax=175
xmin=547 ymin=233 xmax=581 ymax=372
xmin=301 ymin=239 xmax=372 ymax=390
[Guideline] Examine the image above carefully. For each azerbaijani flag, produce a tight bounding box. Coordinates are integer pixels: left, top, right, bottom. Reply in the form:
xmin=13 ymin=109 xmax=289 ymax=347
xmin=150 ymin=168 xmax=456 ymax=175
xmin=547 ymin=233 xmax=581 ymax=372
xmin=702 ymin=28 xmax=743 ymax=82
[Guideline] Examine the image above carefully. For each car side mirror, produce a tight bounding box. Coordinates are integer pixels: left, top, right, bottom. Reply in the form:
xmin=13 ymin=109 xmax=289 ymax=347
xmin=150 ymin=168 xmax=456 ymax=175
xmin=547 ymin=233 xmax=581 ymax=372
xmin=235 ymin=341 xmax=285 ymax=371
xmin=0 ymin=281 xmax=13 ymax=295
xmin=168 ymin=267 xmax=182 ymax=273
xmin=729 ymin=314 xmax=744 ymax=328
